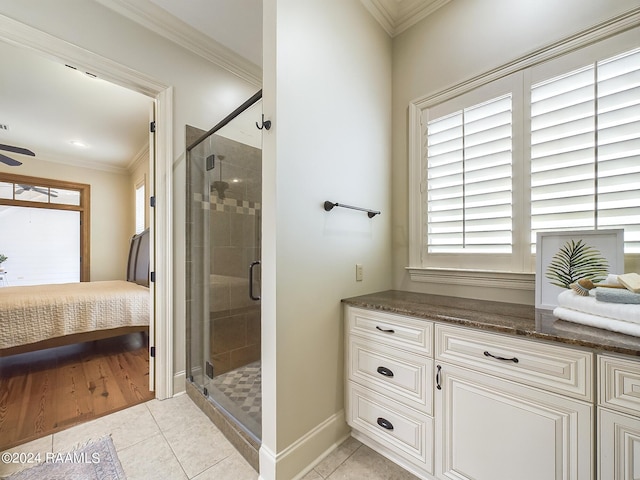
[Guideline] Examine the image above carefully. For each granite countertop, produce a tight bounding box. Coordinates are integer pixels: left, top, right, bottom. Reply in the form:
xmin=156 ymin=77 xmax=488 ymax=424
xmin=342 ymin=290 xmax=640 ymax=357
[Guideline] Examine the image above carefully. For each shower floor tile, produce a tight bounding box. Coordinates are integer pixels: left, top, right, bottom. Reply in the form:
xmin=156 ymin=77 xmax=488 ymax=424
xmin=209 ymin=361 xmax=261 ymax=437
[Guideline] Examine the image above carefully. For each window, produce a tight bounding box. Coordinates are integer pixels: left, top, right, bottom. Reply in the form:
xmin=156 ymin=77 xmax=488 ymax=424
xmin=426 ymin=94 xmax=513 ymax=255
xmin=135 ymin=180 xmax=146 ymax=234
xmin=410 ymin=23 xmax=639 ymax=276
xmin=530 ymin=48 xmax=640 ymax=253
xmin=0 ymin=173 xmax=90 ymax=284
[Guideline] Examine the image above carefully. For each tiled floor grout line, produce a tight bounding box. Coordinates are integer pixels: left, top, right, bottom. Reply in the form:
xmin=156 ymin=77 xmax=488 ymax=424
xmin=145 ymin=400 xmax=237 ymax=480
xmin=324 ymin=443 xmax=362 ymax=479
xmin=143 ymin=401 xmax=192 ymax=480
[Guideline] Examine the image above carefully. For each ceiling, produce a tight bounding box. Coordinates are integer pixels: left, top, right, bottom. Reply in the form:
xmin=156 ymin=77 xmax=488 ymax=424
xmin=0 ymin=40 xmax=152 ymax=173
xmin=0 ymin=0 xmax=446 ymax=173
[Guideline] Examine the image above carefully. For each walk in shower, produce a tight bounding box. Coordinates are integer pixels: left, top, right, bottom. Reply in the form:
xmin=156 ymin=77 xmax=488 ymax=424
xmin=186 ymin=91 xmax=263 ymax=452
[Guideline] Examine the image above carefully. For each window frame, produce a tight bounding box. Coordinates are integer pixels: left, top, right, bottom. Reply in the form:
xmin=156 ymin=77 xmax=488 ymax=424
xmin=408 ymin=13 xmax=640 ymax=288
xmin=0 ymin=172 xmax=91 ymax=281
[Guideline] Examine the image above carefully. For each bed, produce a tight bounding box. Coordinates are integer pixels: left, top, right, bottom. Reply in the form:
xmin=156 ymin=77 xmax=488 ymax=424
xmin=0 ymin=229 xmax=150 ymax=356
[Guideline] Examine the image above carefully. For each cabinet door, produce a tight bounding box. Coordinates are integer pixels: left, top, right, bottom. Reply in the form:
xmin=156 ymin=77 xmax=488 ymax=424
xmin=435 ymin=363 xmax=593 ymax=480
xmin=599 ymin=407 xmax=640 ymax=480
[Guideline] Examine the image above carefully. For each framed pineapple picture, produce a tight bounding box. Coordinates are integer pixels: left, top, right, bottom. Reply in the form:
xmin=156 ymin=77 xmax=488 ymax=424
xmin=535 ymin=229 xmax=624 ymax=310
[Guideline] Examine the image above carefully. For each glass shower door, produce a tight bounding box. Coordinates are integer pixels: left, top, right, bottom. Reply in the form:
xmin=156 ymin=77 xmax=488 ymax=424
xmin=186 ymin=94 xmax=263 ymax=441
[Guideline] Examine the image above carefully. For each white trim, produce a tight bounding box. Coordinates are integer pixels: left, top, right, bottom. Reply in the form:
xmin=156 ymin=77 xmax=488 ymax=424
xmin=410 ymin=7 xmax=640 ymax=109
xmin=95 ymin=0 xmax=262 ymax=87
xmin=259 ymin=411 xmax=349 ymax=480
xmin=408 ymin=102 xmax=423 ymax=268
xmin=0 ymin=14 xmax=174 ymax=400
xmin=406 ymin=267 xmax=535 ymax=291
xmin=359 ymin=0 xmax=451 ymax=37
xmin=127 ymin=144 xmax=151 ymax=173
xmin=153 ymin=86 xmax=174 ymax=400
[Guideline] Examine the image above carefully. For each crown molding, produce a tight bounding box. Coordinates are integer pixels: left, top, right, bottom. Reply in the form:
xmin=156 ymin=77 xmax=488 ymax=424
xmin=95 ymin=0 xmax=262 ymax=87
xmin=360 ymin=0 xmax=451 ymax=37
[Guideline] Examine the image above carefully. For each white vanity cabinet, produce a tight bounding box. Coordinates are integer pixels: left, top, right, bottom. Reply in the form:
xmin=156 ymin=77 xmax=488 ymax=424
xmin=598 ymin=354 xmax=640 ymax=480
xmin=345 ymin=305 xmax=598 ymax=480
xmin=434 ymin=324 xmax=593 ymax=480
xmin=345 ymin=307 xmax=435 ymax=478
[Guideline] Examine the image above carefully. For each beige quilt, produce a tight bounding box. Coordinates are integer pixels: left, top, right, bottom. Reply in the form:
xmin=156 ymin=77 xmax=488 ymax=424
xmin=0 ymin=280 xmax=149 ymax=350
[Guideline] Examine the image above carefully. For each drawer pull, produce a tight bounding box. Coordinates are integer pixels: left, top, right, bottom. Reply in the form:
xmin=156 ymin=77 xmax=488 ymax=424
xmin=436 ymin=364 xmax=442 ymax=390
xmin=376 ymin=366 xmax=394 ymax=377
xmin=376 ymin=417 xmax=394 ymax=430
xmin=375 ymin=326 xmax=395 ymax=333
xmin=484 ymin=350 xmax=519 ymax=363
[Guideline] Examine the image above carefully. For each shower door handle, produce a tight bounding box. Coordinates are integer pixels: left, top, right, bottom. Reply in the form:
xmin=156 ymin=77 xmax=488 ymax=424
xmin=249 ymin=261 xmax=261 ymax=301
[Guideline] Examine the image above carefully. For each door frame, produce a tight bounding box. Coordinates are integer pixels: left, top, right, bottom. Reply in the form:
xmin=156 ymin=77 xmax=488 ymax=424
xmin=0 ymin=14 xmax=174 ymax=399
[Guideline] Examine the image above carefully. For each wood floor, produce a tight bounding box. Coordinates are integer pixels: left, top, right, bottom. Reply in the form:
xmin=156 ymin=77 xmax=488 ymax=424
xmin=0 ymin=333 xmax=154 ymax=451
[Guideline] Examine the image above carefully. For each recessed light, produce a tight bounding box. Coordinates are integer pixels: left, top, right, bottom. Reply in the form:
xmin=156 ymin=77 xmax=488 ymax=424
xmin=70 ymin=140 xmax=88 ymax=148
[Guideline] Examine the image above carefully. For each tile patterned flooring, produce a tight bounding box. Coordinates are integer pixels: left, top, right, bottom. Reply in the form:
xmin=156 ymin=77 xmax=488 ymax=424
xmin=0 ymin=393 xmax=418 ymax=480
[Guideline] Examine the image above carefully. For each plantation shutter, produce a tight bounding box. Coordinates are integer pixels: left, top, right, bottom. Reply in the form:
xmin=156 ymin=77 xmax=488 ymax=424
xmin=425 ymin=94 xmax=513 ymax=254
xmin=530 ymin=47 xmax=640 ymax=253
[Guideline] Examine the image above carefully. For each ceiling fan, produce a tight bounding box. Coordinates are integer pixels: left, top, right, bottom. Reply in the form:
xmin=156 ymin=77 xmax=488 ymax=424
xmin=15 ymin=184 xmax=58 ymax=197
xmin=0 ymin=143 xmax=35 ymax=166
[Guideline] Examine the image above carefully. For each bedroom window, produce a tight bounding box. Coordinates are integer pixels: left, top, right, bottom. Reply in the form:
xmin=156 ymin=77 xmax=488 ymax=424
xmin=410 ymin=24 xmax=639 ymax=276
xmin=0 ymin=173 xmax=90 ymax=284
xmin=135 ymin=181 xmax=145 ymax=234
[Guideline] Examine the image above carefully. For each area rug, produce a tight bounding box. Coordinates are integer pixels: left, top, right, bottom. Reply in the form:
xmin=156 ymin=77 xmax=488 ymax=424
xmin=5 ymin=436 xmax=126 ymax=480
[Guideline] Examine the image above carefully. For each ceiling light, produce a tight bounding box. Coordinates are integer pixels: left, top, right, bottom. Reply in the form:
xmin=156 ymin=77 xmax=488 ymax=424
xmin=70 ymin=140 xmax=88 ymax=148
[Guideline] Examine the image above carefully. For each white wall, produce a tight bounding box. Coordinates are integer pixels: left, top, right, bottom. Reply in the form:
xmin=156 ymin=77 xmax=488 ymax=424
xmin=0 ymin=159 xmax=133 ymax=281
xmin=0 ymin=0 xmax=259 ymax=387
xmin=391 ymin=0 xmax=640 ymax=304
xmin=261 ymin=0 xmax=392 ymax=477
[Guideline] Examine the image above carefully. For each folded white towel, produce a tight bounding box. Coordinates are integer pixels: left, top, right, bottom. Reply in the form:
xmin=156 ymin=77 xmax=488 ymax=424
xmin=553 ymin=306 xmax=640 ymax=337
xmin=557 ymin=289 xmax=640 ymax=324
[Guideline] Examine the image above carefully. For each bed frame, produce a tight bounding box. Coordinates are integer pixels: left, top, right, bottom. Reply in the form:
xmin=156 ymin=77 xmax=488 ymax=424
xmin=0 ymin=229 xmax=150 ymax=357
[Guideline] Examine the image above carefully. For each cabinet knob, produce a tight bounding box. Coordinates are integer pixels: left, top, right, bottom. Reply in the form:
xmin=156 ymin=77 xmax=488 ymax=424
xmin=376 ymin=417 xmax=394 ymax=430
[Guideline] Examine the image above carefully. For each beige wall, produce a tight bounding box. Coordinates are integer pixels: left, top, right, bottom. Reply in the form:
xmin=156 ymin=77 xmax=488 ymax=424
xmin=391 ymin=0 xmax=640 ymax=304
xmin=261 ymin=0 xmax=392 ymax=477
xmin=0 ymin=160 xmax=133 ymax=281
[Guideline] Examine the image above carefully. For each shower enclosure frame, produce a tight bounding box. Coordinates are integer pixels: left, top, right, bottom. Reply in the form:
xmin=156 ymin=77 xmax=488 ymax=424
xmin=185 ymin=89 xmax=263 ymax=451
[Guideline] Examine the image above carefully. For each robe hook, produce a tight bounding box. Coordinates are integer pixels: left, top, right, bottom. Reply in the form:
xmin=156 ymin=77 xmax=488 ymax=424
xmin=256 ymin=114 xmax=271 ymax=130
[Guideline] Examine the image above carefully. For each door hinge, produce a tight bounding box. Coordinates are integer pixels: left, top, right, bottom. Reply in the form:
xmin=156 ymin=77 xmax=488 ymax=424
xmin=150 ymin=196 xmax=156 ymax=208
xmin=150 ymin=121 xmax=156 ymax=133
xmin=150 ymin=346 xmax=156 ymax=357
xmin=150 ymin=272 xmax=156 ymax=283
xmin=206 ymin=361 xmax=214 ymax=379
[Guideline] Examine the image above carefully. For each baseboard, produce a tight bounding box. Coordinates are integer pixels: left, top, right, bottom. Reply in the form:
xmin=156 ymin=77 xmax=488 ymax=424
xmin=259 ymin=410 xmax=349 ymax=480
xmin=173 ymin=370 xmax=186 ymax=395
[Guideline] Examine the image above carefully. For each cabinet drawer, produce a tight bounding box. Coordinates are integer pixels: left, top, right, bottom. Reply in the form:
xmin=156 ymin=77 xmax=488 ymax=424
xmin=346 ymin=306 xmax=432 ymax=356
xmin=347 ymin=383 xmax=434 ymax=473
xmin=349 ymin=336 xmax=433 ymax=414
xmin=436 ymin=324 xmax=592 ymax=401
xmin=599 ymin=355 xmax=640 ymax=416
